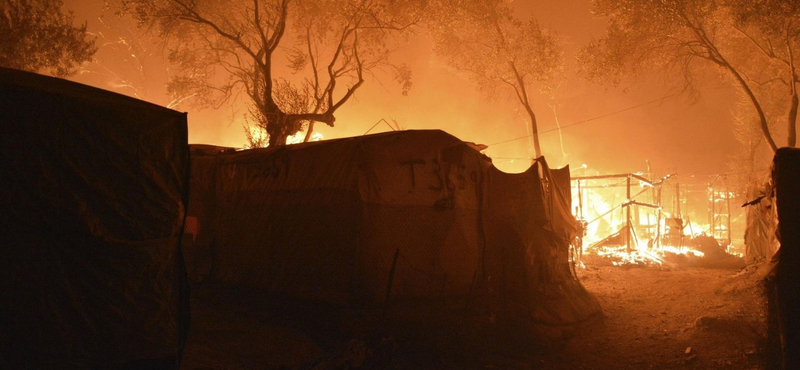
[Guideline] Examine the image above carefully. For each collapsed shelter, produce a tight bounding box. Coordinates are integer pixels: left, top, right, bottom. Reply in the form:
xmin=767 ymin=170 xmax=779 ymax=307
xmin=184 ymin=130 xmax=600 ymax=326
xmin=0 ymin=68 xmax=190 ymax=369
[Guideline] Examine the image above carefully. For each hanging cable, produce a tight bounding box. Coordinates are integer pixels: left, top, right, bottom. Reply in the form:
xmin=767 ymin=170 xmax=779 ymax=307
xmin=487 ymin=93 xmax=678 ymax=147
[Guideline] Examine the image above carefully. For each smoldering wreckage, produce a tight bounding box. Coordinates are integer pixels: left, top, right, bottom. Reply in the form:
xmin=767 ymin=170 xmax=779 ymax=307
xmin=1 ymin=68 xmax=798 ymax=369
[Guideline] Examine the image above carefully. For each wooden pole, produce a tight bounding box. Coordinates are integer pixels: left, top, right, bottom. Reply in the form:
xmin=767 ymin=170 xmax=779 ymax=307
xmin=627 ymin=174 xmax=632 ymax=254
xmin=578 ymin=180 xmax=584 ymax=219
xmin=656 ymin=185 xmax=663 ymax=250
xmin=726 ymin=187 xmax=732 ymax=246
xmin=573 ymin=173 xmax=653 ymax=186
xmin=711 ymin=189 xmax=717 ymax=239
xmin=383 ymin=248 xmax=400 ymax=320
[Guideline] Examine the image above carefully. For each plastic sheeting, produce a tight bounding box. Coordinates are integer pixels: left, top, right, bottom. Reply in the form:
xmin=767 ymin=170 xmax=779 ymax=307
xmin=184 ymin=130 xmax=600 ymax=325
xmin=744 ymin=174 xmax=778 ymax=263
xmin=770 ymin=147 xmax=800 ymax=370
xmin=0 ymin=68 xmax=190 ymax=369
xmin=481 ymin=160 xmax=598 ymax=325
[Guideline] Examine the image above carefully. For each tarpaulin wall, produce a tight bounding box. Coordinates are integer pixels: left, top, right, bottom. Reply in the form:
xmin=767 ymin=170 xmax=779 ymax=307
xmin=210 ymin=144 xmax=362 ymax=304
xmin=186 ymin=132 xmax=485 ymax=304
xmin=0 ymin=68 xmax=189 ymax=369
xmin=183 ymin=154 xmax=220 ymax=282
xmin=355 ymin=133 xmax=485 ymax=303
xmin=183 ymin=130 xmax=600 ymax=324
xmin=744 ymin=175 xmax=779 ymax=263
xmin=482 ymin=161 xmax=599 ymax=325
xmin=769 ymin=147 xmax=800 ymax=370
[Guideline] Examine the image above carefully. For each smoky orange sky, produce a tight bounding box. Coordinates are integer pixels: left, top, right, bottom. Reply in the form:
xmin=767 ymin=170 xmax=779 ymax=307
xmin=64 ymin=0 xmax=766 ymax=175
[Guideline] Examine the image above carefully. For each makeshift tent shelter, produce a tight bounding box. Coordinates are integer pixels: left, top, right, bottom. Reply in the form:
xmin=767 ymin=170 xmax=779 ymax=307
xmin=744 ymin=174 xmax=779 ymax=263
xmin=0 ymin=68 xmax=190 ymax=369
xmin=184 ymin=130 xmax=599 ymax=326
xmin=767 ymin=148 xmax=800 ymax=370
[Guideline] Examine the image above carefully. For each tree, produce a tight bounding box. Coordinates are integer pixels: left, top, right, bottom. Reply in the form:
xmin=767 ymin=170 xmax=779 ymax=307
xmin=579 ymin=0 xmax=799 ymax=153
xmin=0 ymin=0 xmax=96 ymax=77
xmin=429 ymin=0 xmax=561 ymax=158
xmin=122 ymin=0 xmax=420 ymax=147
xmin=730 ymin=82 xmax=783 ymax=171
xmin=728 ymin=0 xmax=800 ymax=147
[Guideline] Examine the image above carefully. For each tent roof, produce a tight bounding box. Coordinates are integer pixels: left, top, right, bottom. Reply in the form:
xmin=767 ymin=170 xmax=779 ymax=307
xmin=0 ymin=67 xmax=183 ymax=117
xmin=0 ymin=67 xmax=189 ymax=368
xmin=191 ymin=129 xmax=491 ymax=162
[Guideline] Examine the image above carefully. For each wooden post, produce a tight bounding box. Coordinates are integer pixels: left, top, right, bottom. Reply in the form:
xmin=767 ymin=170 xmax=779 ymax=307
xmin=710 ymin=189 xmax=717 ymax=239
xmin=656 ymin=185 xmax=663 ymax=250
xmin=726 ymin=187 xmax=732 ymax=246
xmin=578 ymin=180 xmax=584 ymax=219
xmin=464 ymin=270 xmax=477 ymax=310
xmin=383 ymin=248 xmax=400 ymax=320
xmin=627 ymin=174 xmax=632 ymax=254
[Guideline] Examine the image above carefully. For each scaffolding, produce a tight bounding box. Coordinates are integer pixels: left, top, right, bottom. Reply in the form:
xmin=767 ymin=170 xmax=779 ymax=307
xmin=675 ymin=178 xmax=734 ymax=247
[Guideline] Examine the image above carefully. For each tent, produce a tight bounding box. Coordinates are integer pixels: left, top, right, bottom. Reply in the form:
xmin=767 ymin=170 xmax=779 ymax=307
xmin=744 ymin=174 xmax=778 ymax=263
xmin=768 ymin=147 xmax=800 ymax=370
xmin=184 ymin=130 xmax=599 ymax=326
xmin=0 ymin=68 xmax=190 ymax=369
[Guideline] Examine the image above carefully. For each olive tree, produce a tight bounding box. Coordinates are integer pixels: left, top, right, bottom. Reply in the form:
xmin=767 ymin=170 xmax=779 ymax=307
xmin=429 ymin=0 xmax=561 ymax=158
xmin=122 ymin=0 xmax=420 ymax=146
xmin=0 ymin=0 xmax=96 ymax=77
xmin=580 ymin=0 xmax=800 ymax=152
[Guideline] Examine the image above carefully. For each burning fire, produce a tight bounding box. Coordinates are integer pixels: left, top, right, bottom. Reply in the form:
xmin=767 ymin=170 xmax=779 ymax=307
xmin=246 ymin=126 xmax=324 ymax=148
xmin=286 ymin=131 xmax=323 ymax=144
xmin=571 ymin=173 xmax=730 ymax=268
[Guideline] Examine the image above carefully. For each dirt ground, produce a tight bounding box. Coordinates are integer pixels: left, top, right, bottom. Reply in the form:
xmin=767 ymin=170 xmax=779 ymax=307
xmin=527 ymin=264 xmax=769 ymax=370
xmin=181 ymin=263 xmax=770 ymax=370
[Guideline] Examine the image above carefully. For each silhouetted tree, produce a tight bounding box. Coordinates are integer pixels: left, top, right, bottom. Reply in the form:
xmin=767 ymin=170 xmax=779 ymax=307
xmin=579 ymin=0 xmax=799 ymax=152
xmin=430 ymin=0 xmax=561 ymax=158
xmin=121 ymin=0 xmax=420 ymax=147
xmin=0 ymin=0 xmax=96 ymax=77
xmin=728 ymin=0 xmax=800 ymax=147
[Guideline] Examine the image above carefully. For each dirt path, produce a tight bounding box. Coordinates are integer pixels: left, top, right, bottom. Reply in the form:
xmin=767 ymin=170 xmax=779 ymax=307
xmin=181 ymin=265 xmax=769 ymax=370
xmin=529 ymin=265 xmax=769 ymax=370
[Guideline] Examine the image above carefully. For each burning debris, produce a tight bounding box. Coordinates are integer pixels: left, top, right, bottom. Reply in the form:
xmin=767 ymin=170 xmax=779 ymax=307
xmin=572 ymin=170 xmax=744 ymax=269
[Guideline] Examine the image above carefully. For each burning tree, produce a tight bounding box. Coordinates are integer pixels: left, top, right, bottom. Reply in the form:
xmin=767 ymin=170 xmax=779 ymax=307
xmin=0 ymin=0 xmax=96 ymax=77
xmin=579 ymin=0 xmax=800 ymax=153
xmin=429 ymin=0 xmax=561 ymax=158
xmin=121 ymin=0 xmax=420 ymax=147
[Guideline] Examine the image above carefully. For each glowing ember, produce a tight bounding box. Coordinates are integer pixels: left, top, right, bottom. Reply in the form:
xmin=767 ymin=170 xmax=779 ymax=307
xmin=286 ymin=132 xmax=323 ymax=144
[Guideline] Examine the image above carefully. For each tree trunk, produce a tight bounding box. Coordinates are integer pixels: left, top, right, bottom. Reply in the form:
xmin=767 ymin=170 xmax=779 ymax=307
xmin=266 ymin=110 xmax=290 ymax=147
xmin=267 ymin=129 xmax=288 ymax=147
xmin=789 ymin=90 xmax=798 ymax=147
xmin=695 ymin=23 xmax=780 ymax=153
xmin=506 ymin=62 xmax=542 ymax=159
xmin=787 ymin=37 xmax=797 ymax=148
xmin=524 ymin=105 xmax=542 ymax=159
xmin=303 ymin=121 xmax=315 ymax=142
xmin=268 ymin=112 xmax=333 ymax=146
xmin=726 ymin=64 xmax=779 ymax=152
